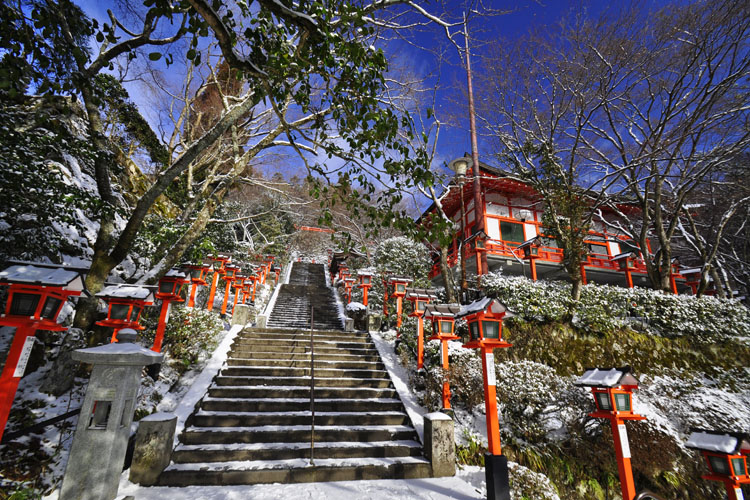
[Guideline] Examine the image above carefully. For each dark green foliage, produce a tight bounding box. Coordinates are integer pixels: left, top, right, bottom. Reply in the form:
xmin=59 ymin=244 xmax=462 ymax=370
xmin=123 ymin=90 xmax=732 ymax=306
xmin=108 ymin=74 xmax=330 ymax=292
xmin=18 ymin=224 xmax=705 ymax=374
xmin=0 ymin=0 xmax=93 ymax=98
xmin=0 ymin=99 xmax=100 ymax=263
xmin=92 ymin=74 xmax=169 ymax=169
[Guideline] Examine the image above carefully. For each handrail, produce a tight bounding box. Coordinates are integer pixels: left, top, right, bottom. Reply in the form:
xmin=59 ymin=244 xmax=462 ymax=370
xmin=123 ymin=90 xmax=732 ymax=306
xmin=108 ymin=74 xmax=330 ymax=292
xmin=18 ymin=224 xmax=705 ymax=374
xmin=1 ymin=407 xmax=80 ymax=443
xmin=633 ymin=491 xmax=668 ymax=500
xmin=309 ymin=305 xmax=315 ymax=466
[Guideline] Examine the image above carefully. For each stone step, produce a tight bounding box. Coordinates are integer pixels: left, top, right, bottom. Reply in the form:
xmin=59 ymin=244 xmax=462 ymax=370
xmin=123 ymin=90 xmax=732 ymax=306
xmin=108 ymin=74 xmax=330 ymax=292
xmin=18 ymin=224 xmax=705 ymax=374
xmin=207 ymin=385 xmax=397 ymax=400
xmin=180 ymin=425 xmax=419 ymax=445
xmin=188 ymin=410 xmax=410 ymax=427
xmin=200 ymin=397 xmax=405 ymax=413
xmin=158 ymin=457 xmax=431 ymax=486
xmin=214 ymin=376 xmax=392 ymax=388
xmin=232 ymin=338 xmax=372 ymax=349
xmin=221 ymin=366 xmax=389 ymax=379
xmin=238 ymin=331 xmax=368 ymax=342
xmin=172 ymin=440 xmax=423 ymax=463
xmin=228 ymin=343 xmax=377 ymax=355
xmin=226 ymin=358 xmax=384 ymax=370
xmin=227 ymin=350 xmax=381 ymax=363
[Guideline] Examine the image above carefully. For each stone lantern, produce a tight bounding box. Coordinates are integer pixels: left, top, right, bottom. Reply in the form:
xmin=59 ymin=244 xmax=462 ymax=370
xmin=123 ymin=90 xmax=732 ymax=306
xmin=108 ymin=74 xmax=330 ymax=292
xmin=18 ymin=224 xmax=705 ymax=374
xmin=687 ymin=430 xmax=750 ymax=500
xmin=206 ymin=253 xmax=232 ymax=312
xmin=424 ymin=303 xmax=462 ymax=411
xmin=575 ymin=366 xmax=647 ymax=500
xmin=182 ymin=261 xmax=213 ymax=308
xmin=518 ymin=236 xmax=542 ymax=281
xmin=456 ymin=297 xmax=513 ymax=500
xmin=0 ymin=261 xmax=88 ymax=442
xmin=95 ymin=284 xmax=155 ymax=343
xmin=59 ymin=334 xmax=162 ymax=500
xmin=405 ymin=287 xmax=438 ymax=371
xmin=153 ymin=269 xmax=188 ymax=352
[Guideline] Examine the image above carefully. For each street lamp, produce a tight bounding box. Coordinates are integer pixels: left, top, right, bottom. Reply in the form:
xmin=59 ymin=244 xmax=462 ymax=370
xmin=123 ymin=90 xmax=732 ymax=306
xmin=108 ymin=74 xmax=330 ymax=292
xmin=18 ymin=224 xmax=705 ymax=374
xmin=182 ymin=261 xmax=213 ymax=309
xmin=686 ymin=430 xmax=750 ymax=500
xmin=220 ymin=264 xmax=240 ymax=317
xmin=518 ymin=236 xmax=542 ymax=281
xmin=405 ymin=288 xmax=439 ymax=372
xmin=206 ymin=253 xmax=232 ymax=312
xmin=0 ymin=262 xmax=89 ymax=443
xmin=613 ymin=252 xmax=638 ymax=289
xmin=153 ymin=269 xmax=189 ymax=352
xmin=456 ymin=297 xmax=513 ymax=500
xmin=449 ymin=157 xmax=470 ymax=303
xmin=575 ymin=366 xmax=647 ymax=500
xmin=357 ymin=271 xmax=373 ymax=306
xmin=95 ymin=284 xmax=156 ymax=343
xmin=424 ymin=303 xmax=462 ymax=412
xmin=388 ymin=276 xmax=413 ymax=330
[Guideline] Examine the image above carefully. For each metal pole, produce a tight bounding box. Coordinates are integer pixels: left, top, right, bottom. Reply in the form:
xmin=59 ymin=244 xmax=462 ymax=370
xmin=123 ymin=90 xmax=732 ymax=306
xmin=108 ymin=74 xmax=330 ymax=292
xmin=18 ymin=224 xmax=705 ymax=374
xmin=464 ymin=14 xmax=486 ymax=287
xmin=310 ymin=306 xmax=315 ymax=466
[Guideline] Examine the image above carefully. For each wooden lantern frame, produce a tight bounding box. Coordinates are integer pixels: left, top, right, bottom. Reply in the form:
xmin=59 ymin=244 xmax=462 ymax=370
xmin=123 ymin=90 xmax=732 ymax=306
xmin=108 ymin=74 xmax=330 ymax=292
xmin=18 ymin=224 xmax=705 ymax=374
xmin=95 ymin=285 xmax=155 ymax=342
xmin=686 ymin=430 xmax=750 ymax=500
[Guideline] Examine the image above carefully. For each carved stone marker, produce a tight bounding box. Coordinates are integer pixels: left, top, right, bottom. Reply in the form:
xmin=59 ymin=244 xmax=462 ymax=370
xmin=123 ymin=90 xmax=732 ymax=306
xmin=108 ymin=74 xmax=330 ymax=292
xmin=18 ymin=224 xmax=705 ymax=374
xmin=129 ymin=412 xmax=177 ymax=485
xmin=424 ymin=411 xmax=456 ymax=477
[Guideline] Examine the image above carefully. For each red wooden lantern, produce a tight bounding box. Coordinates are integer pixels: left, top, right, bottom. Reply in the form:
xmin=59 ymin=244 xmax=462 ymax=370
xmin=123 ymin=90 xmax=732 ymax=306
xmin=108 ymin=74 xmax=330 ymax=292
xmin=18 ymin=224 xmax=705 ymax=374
xmin=425 ymin=303 xmax=462 ymax=410
xmin=95 ymin=284 xmax=156 ymax=343
xmin=343 ymin=277 xmax=356 ymax=303
xmin=405 ymin=288 xmax=438 ymax=371
xmin=681 ymin=267 xmax=704 ymax=295
xmin=153 ymin=269 xmax=189 ymax=352
xmin=456 ymin=297 xmax=513 ymax=496
xmin=575 ymin=367 xmax=647 ymax=500
xmin=220 ymin=264 xmax=240 ymax=317
xmin=388 ymin=276 xmax=413 ymax=329
xmin=0 ymin=262 xmax=89 ymax=442
xmin=182 ymin=261 xmax=213 ymax=308
xmin=687 ymin=430 xmax=750 ymax=500
xmin=206 ymin=253 xmax=232 ymax=312
xmin=518 ymin=236 xmax=542 ymax=281
xmin=613 ymin=252 xmax=639 ymax=289
xmin=357 ymin=271 xmax=373 ymax=306
xmin=231 ymin=273 xmax=247 ymax=314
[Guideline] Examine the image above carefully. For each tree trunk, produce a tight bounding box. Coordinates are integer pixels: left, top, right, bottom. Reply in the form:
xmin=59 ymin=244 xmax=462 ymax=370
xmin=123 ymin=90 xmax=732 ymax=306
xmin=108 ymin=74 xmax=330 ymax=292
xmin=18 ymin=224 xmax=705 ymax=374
xmin=439 ymin=244 xmax=457 ymax=304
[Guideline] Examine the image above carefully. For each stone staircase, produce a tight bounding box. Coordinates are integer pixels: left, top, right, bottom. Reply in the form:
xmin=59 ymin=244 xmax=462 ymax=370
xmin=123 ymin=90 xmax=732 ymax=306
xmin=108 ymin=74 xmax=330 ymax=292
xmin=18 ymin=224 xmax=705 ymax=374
xmin=267 ymin=262 xmax=343 ymax=331
xmin=157 ymin=262 xmax=431 ymax=486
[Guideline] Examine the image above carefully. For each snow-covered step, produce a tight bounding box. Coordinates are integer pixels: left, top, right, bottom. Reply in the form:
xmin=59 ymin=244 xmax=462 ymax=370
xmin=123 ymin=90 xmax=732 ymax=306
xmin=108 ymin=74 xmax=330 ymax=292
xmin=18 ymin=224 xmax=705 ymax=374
xmin=207 ymin=385 xmax=397 ymax=400
xmin=213 ymin=375 xmax=393 ymax=388
xmin=220 ymin=366 xmax=389 ymax=379
xmin=225 ymin=357 xmax=384 ymax=370
xmin=199 ymin=397 xmax=405 ymax=413
xmin=227 ymin=349 xmax=381 ymax=363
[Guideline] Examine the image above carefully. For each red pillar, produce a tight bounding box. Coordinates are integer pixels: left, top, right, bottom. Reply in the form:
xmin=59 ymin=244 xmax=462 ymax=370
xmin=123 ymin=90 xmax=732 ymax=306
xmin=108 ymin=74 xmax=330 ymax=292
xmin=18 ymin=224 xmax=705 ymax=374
xmin=417 ymin=315 xmax=425 ymax=370
xmin=481 ymin=346 xmax=502 ymax=455
xmin=206 ymin=271 xmax=220 ymax=311
xmin=362 ymin=287 xmax=369 ymax=306
xmin=383 ymin=280 xmax=389 ymax=316
xmin=220 ymin=279 xmax=232 ymax=316
xmin=187 ymin=283 xmax=198 ymax=308
xmin=396 ymin=296 xmax=403 ymax=328
xmin=530 ymin=258 xmax=538 ymax=281
xmin=0 ymin=325 xmax=37 ymax=442
xmin=441 ymin=340 xmax=451 ymax=409
xmin=609 ymin=417 xmax=637 ymax=500
xmin=231 ymin=285 xmax=241 ymax=314
xmin=152 ymin=301 xmax=171 ymax=352
xmin=625 ymin=268 xmax=634 ymax=289
xmin=580 ymin=263 xmax=588 ymax=285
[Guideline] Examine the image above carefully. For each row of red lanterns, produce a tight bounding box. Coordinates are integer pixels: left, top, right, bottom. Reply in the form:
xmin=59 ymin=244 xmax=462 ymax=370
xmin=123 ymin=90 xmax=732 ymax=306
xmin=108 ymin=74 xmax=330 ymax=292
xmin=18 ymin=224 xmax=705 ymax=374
xmin=0 ymin=254 xmax=280 ymax=443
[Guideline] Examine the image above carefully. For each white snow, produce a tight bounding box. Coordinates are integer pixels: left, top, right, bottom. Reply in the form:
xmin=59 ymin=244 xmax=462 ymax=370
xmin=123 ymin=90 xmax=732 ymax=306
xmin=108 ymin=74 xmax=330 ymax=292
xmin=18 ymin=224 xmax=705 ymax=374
xmin=575 ymin=367 xmax=637 ymax=388
xmin=686 ymin=431 xmax=741 ymax=454
xmin=96 ymin=284 xmax=155 ymax=301
xmin=0 ymin=264 xmax=86 ymax=290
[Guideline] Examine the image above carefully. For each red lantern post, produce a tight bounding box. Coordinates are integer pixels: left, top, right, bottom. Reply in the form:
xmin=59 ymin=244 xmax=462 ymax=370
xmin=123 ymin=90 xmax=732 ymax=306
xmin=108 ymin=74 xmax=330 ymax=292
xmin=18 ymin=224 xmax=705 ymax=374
xmin=457 ymin=297 xmax=513 ymax=500
xmin=95 ymin=285 xmax=156 ymax=343
xmin=182 ymin=261 xmax=213 ymax=309
xmin=575 ymin=367 xmax=647 ymax=500
xmin=357 ymin=271 xmax=373 ymax=306
xmin=518 ymin=236 xmax=542 ymax=281
xmin=0 ymin=262 xmax=88 ymax=442
xmin=206 ymin=253 xmax=232 ymax=312
xmin=231 ymin=273 xmax=247 ymax=315
xmin=220 ymin=264 xmax=240 ymax=317
xmin=388 ymin=277 xmax=413 ymax=330
xmin=613 ymin=252 xmax=638 ymax=289
xmin=405 ymin=288 xmax=438 ymax=371
xmin=687 ymin=430 xmax=750 ymax=500
xmin=425 ymin=303 xmax=462 ymax=411
xmin=153 ymin=269 xmax=189 ymax=352
xmin=344 ymin=277 xmax=356 ymax=303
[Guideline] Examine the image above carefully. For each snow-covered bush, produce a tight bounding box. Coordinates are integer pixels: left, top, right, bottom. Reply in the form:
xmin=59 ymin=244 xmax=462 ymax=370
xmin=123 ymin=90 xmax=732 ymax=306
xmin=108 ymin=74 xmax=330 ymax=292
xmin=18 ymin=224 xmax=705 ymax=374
xmin=139 ymin=306 xmax=223 ymax=373
xmin=495 ymin=360 xmax=570 ymax=447
xmin=482 ymin=272 xmax=750 ymax=341
xmin=373 ymin=236 xmax=432 ymax=282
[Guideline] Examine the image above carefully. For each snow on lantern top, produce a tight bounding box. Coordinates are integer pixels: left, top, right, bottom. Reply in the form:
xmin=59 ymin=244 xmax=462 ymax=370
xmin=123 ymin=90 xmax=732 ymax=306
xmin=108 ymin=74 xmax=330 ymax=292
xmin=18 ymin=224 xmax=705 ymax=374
xmin=0 ymin=262 xmax=88 ymax=293
xmin=455 ymin=297 xmax=512 ymax=348
xmin=575 ymin=367 xmax=639 ymax=389
xmin=96 ymin=285 xmax=155 ymax=303
xmin=686 ymin=430 xmax=750 ymax=456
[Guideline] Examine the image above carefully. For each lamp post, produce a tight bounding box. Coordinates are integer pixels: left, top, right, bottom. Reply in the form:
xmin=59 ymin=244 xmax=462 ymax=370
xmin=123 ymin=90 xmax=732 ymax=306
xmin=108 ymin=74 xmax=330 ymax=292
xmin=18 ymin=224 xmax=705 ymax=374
xmin=686 ymin=430 xmax=750 ymax=500
xmin=405 ymin=288 xmax=438 ymax=372
xmin=457 ymin=297 xmax=513 ymax=500
xmin=344 ymin=277 xmax=356 ymax=303
xmin=425 ymin=303 xmax=462 ymax=412
xmin=388 ymin=276 xmax=413 ymax=330
xmin=182 ymin=261 xmax=213 ymax=309
xmin=231 ymin=273 xmax=247 ymax=315
xmin=575 ymin=367 xmax=647 ymax=500
xmin=518 ymin=236 xmax=542 ymax=281
xmin=220 ymin=264 xmax=239 ymax=317
xmin=153 ymin=269 xmax=189 ymax=352
xmin=613 ymin=252 xmax=638 ymax=289
xmin=0 ymin=262 xmax=89 ymax=443
xmin=95 ymin=285 xmax=156 ymax=343
xmin=449 ymin=157 xmax=470 ymax=303
xmin=206 ymin=253 xmax=232 ymax=312
xmin=357 ymin=271 xmax=373 ymax=306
